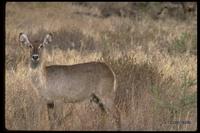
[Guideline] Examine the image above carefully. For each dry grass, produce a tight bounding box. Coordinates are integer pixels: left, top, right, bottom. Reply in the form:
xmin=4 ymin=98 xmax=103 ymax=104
xmin=5 ymin=2 xmax=197 ymax=131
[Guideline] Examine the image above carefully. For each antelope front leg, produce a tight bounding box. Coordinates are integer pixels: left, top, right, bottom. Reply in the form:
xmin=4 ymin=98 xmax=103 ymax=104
xmin=47 ymin=100 xmax=65 ymax=130
xmin=47 ymin=102 xmax=55 ymax=130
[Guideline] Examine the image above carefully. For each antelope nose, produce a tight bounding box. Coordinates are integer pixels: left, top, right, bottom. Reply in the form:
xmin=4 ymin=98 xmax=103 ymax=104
xmin=32 ymin=54 xmax=39 ymax=60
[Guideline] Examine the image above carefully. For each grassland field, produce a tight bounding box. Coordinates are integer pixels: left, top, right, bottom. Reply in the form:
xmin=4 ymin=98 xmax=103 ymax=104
xmin=5 ymin=2 xmax=197 ymax=131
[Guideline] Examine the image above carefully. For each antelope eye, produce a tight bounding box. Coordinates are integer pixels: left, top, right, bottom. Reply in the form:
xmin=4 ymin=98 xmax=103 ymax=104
xmin=39 ymin=45 xmax=43 ymax=49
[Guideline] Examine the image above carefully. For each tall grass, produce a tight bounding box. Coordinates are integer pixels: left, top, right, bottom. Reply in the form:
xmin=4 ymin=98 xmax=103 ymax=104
xmin=5 ymin=2 xmax=197 ymax=131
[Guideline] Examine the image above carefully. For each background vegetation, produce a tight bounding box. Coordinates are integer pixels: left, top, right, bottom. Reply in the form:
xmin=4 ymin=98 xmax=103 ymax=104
xmin=6 ymin=2 xmax=197 ymax=131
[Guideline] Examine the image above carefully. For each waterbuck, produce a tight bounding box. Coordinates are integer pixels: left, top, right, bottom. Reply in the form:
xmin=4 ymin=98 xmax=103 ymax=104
xmin=19 ymin=32 xmax=121 ymax=130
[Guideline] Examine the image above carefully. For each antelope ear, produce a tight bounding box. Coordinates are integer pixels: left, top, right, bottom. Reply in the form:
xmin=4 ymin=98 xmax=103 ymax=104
xmin=19 ymin=33 xmax=32 ymax=47
xmin=42 ymin=33 xmax=53 ymax=46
